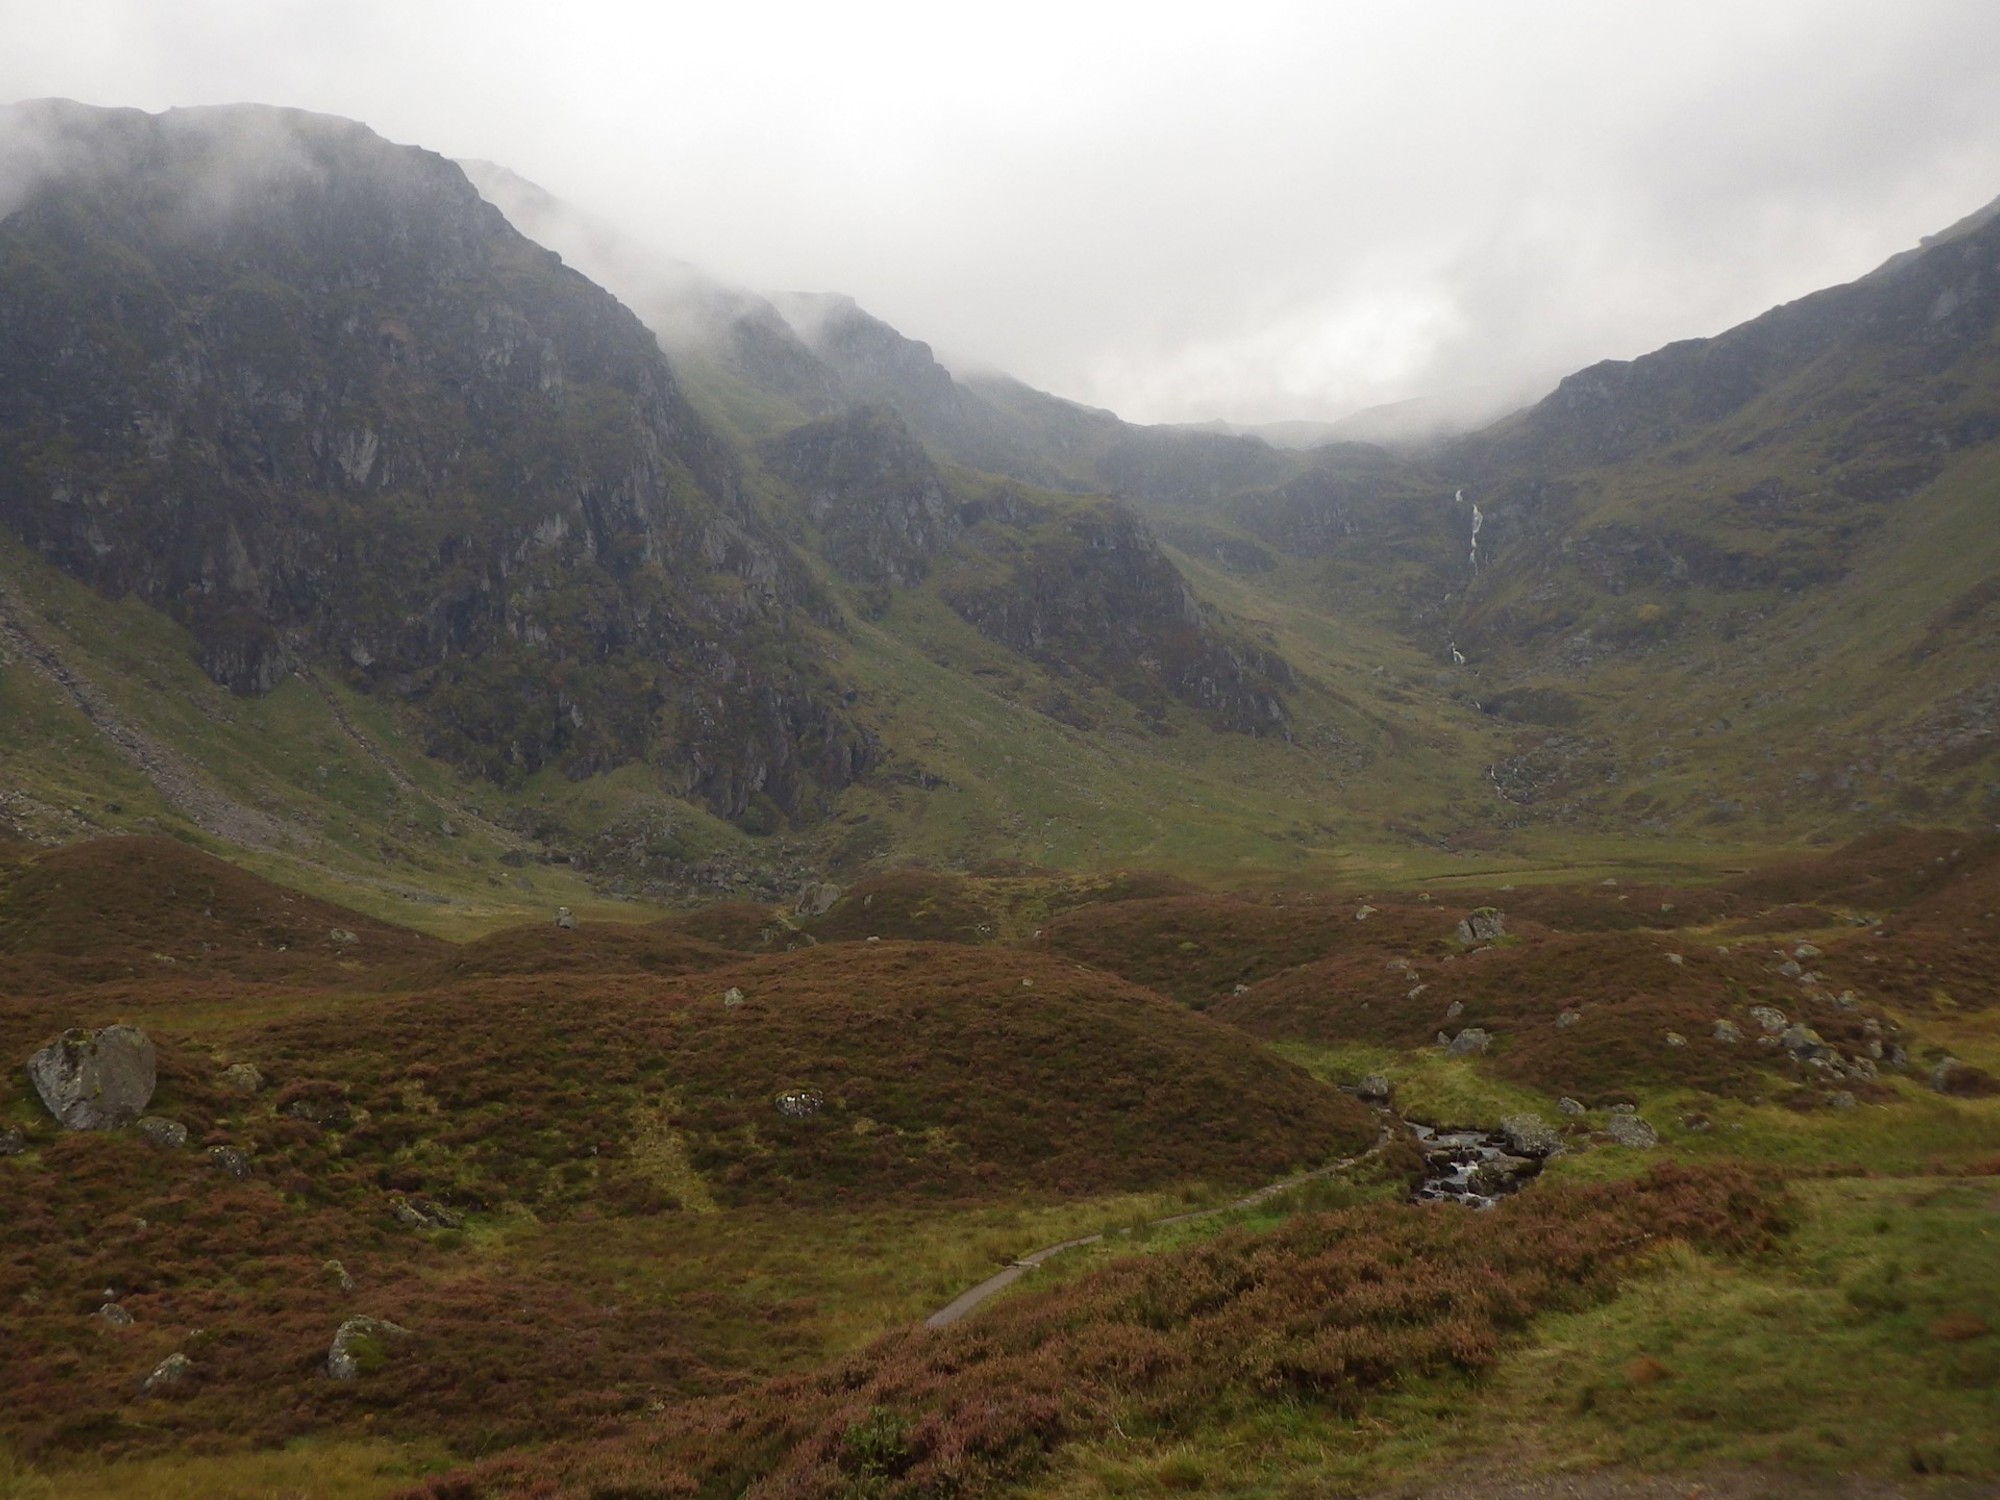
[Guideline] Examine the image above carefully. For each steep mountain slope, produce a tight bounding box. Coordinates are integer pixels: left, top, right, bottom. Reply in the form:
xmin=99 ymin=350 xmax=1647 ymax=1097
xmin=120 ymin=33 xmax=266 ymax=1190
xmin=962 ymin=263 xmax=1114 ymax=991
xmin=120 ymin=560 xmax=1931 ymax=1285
xmin=0 ymin=100 xmax=868 ymax=819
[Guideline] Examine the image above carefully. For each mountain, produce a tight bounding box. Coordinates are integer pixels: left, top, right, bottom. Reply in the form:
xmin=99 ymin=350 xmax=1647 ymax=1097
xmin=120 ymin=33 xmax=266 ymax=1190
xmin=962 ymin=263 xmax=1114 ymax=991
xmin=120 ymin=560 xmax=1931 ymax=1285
xmin=0 ymin=101 xmax=1343 ymax=900
xmin=0 ymin=100 xmax=873 ymax=822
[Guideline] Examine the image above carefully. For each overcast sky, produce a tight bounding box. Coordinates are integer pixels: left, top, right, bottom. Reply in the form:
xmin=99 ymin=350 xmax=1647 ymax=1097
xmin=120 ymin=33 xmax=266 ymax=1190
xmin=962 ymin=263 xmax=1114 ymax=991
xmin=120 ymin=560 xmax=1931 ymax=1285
xmin=6 ymin=0 xmax=2000 ymax=425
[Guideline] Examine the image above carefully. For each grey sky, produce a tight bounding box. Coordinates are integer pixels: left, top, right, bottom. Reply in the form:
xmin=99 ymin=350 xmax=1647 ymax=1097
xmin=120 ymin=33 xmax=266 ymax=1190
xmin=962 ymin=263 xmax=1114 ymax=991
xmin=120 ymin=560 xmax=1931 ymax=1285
xmin=6 ymin=0 xmax=2000 ymax=425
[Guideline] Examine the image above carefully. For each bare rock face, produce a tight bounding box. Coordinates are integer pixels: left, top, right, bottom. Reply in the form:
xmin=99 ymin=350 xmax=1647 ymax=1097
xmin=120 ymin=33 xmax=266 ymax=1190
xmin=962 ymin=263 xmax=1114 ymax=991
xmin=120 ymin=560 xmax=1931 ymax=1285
xmin=27 ymin=1026 xmax=157 ymax=1130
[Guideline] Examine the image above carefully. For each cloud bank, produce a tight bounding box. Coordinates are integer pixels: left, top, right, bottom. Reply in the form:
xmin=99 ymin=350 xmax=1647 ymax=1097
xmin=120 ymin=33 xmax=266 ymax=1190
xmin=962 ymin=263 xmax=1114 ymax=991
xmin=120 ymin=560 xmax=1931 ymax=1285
xmin=5 ymin=0 xmax=1999 ymax=424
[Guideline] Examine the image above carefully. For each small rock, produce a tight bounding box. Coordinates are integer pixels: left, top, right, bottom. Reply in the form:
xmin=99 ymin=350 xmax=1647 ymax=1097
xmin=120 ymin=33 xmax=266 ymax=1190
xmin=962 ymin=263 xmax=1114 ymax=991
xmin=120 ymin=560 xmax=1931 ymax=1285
xmin=1777 ymin=959 xmax=1804 ymax=980
xmin=142 ymin=1352 xmax=193 ymax=1392
xmin=721 ymin=986 xmax=745 ymax=1009
xmin=1557 ymin=1096 xmax=1587 ymax=1116
xmin=1436 ymin=1031 xmax=1451 ymax=1047
xmin=328 ymin=928 xmax=360 ymax=946
xmin=136 ymin=1116 xmax=188 ymax=1150
xmin=1605 ymin=1114 xmax=1659 ymax=1149
xmin=96 ymin=1302 xmax=133 ymax=1327
xmin=865 ymin=935 xmax=881 ymax=944
xmin=1793 ymin=943 xmax=1821 ymax=959
xmin=554 ymin=907 xmax=578 ymax=930
xmin=1930 ymin=1057 xmax=2000 ymax=1097
xmin=1665 ymin=952 xmax=1684 ymax=966
xmin=206 ymin=1146 xmax=250 ymax=1181
xmin=1712 ymin=1019 xmax=1742 ymax=1044
xmin=1353 ymin=1074 xmax=1394 ymax=1104
xmin=1780 ymin=1023 xmax=1829 ymax=1060
xmin=1848 ymin=1056 xmax=1879 ymax=1082
xmin=390 ymin=1195 xmax=464 ymax=1230
xmin=0 ymin=1125 xmax=24 ymax=1156
xmin=1832 ymin=990 xmax=1859 ymax=1010
xmin=1555 ymin=1009 xmax=1580 ymax=1030
xmin=1830 ymin=1091 xmax=1858 ymax=1112
xmin=217 ymin=1062 xmax=265 ymax=1094
xmin=774 ymin=1088 xmax=825 ymax=1118
xmin=1864 ymin=1039 xmax=1884 ymax=1060
xmin=1230 ymin=982 xmax=1250 ymax=997
xmin=1443 ymin=1000 xmax=1465 ymax=1022
xmin=1747 ymin=1006 xmax=1788 ymax=1035
xmin=27 ymin=1025 xmax=157 ymax=1130
xmin=1354 ymin=904 xmax=1377 ymax=921
xmin=326 ymin=1316 xmax=413 ymax=1381
xmin=1665 ymin=1031 xmax=1688 ymax=1048
xmin=324 ymin=1259 xmax=356 ymax=1293
xmin=1446 ymin=1027 xmax=1491 ymax=1056
xmin=1454 ymin=907 xmax=1506 ymax=945
xmin=1679 ymin=1112 xmax=1712 ymax=1133
xmin=1889 ymin=1044 xmax=1910 ymax=1069
xmin=1500 ymin=1113 xmax=1563 ymax=1156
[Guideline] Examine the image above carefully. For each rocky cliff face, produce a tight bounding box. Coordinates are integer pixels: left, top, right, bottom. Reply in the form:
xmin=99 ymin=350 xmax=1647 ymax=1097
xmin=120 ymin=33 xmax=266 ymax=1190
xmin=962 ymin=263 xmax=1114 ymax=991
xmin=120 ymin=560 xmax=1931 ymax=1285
xmin=939 ymin=503 xmax=1293 ymax=737
xmin=762 ymin=405 xmax=960 ymax=596
xmin=0 ymin=101 xmax=870 ymax=817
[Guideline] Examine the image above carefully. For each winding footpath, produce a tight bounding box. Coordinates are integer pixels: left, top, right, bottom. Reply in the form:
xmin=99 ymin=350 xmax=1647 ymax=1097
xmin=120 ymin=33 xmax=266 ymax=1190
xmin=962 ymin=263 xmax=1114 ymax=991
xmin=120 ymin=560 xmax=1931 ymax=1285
xmin=926 ymin=1126 xmax=1391 ymax=1328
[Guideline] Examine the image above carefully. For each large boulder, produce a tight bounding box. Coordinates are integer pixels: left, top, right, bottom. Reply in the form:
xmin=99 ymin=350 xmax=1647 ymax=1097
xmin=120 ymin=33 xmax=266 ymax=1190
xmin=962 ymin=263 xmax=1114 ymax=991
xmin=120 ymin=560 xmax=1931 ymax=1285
xmin=27 ymin=1026 xmax=156 ymax=1130
xmin=1500 ymin=1112 xmax=1564 ymax=1156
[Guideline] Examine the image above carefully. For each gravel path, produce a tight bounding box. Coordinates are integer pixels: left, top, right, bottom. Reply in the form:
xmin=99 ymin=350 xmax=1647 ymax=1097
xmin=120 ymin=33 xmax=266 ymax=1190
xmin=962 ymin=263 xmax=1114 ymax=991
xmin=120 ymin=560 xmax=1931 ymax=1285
xmin=0 ymin=580 xmax=304 ymax=852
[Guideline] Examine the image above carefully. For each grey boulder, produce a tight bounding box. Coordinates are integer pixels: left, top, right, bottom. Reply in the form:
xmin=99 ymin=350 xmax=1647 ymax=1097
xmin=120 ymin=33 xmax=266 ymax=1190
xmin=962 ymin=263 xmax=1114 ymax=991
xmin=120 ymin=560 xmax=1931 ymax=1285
xmin=27 ymin=1026 xmax=156 ymax=1130
xmin=326 ymin=1316 xmax=413 ymax=1381
xmin=1604 ymin=1113 xmax=1659 ymax=1149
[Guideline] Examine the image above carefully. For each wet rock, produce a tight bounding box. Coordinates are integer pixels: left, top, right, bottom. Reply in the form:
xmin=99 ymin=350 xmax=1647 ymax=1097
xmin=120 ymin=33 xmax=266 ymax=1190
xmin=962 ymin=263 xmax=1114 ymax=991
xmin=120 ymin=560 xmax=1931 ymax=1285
xmin=217 ymin=1062 xmax=265 ymax=1094
xmin=207 ymin=1145 xmax=251 ymax=1180
xmin=1747 ymin=1006 xmax=1788 ymax=1035
xmin=774 ymin=1088 xmax=825 ymax=1118
xmin=143 ymin=1352 xmax=193 ymax=1392
xmin=1713 ymin=1019 xmax=1742 ymax=1043
xmin=326 ymin=1315 xmax=413 ymax=1381
xmin=1556 ymin=1009 xmax=1580 ymax=1030
xmin=96 ymin=1301 xmax=133 ymax=1327
xmin=1446 ymin=1028 xmax=1491 ymax=1056
xmin=136 ymin=1116 xmax=187 ymax=1150
xmin=1500 ymin=1113 xmax=1563 ymax=1156
xmin=1605 ymin=1114 xmax=1659 ymax=1148
xmin=1454 ymin=907 xmax=1506 ymax=945
xmin=1557 ymin=1096 xmax=1587 ymax=1116
xmin=1470 ymin=1154 xmax=1539 ymax=1195
xmin=27 ymin=1026 xmax=157 ymax=1130
xmin=1353 ymin=1074 xmax=1394 ymax=1104
xmin=795 ymin=881 xmax=842 ymax=918
xmin=0 ymin=1125 xmax=24 ymax=1156
xmin=554 ymin=906 xmax=578 ymax=930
